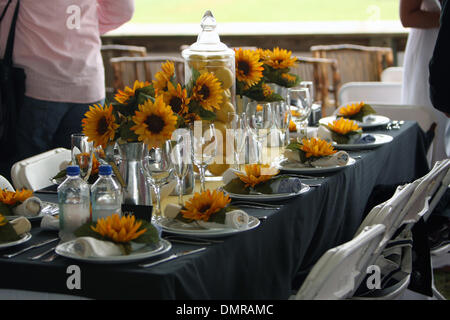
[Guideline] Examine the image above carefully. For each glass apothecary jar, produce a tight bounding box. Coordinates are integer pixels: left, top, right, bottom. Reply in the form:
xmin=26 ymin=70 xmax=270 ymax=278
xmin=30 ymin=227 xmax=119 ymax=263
xmin=181 ymin=10 xmax=236 ymax=122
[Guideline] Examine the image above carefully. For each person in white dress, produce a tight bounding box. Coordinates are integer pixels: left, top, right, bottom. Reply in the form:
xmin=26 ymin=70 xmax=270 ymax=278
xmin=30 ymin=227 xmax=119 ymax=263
xmin=401 ymin=0 xmax=450 ymax=164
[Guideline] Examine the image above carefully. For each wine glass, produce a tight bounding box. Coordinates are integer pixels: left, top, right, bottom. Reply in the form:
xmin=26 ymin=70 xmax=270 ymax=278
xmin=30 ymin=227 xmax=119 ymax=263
xmin=287 ymin=87 xmax=311 ymax=141
xmin=170 ymin=129 xmax=191 ymax=206
xmin=142 ymin=140 xmax=173 ymax=219
xmin=300 ymin=81 xmax=315 ymax=106
xmin=245 ymin=101 xmax=273 ymax=164
xmin=272 ymin=103 xmax=291 ymax=148
xmin=190 ymin=122 xmax=217 ymax=193
xmin=227 ymin=112 xmax=248 ymax=170
xmin=71 ymin=133 xmax=93 ymax=181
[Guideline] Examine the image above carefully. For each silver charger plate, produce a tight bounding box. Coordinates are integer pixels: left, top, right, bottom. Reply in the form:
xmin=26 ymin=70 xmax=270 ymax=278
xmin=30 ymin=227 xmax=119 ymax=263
xmin=0 ymin=233 xmax=32 ymax=250
xmin=55 ymin=238 xmax=172 ymax=264
xmin=319 ymin=115 xmax=391 ymax=129
xmin=281 ymin=157 xmax=356 ymax=174
xmin=332 ymin=134 xmax=393 ymax=150
xmin=223 ymin=183 xmax=310 ymax=201
xmin=155 ymin=216 xmax=261 ymax=238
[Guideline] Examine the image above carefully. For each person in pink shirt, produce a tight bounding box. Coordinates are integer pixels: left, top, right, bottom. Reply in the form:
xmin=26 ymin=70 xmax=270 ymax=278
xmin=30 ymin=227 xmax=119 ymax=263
xmin=0 ymin=0 xmax=134 ymax=177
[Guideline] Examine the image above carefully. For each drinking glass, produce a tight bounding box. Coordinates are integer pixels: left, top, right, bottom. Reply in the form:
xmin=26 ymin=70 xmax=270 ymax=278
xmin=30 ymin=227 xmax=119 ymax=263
xmin=245 ymin=101 xmax=273 ymax=164
xmin=272 ymin=103 xmax=291 ymax=147
xmin=170 ymin=129 xmax=191 ymax=206
xmin=142 ymin=140 xmax=173 ymax=218
xmin=71 ymin=133 xmax=93 ymax=181
xmin=190 ymin=122 xmax=217 ymax=193
xmin=300 ymin=81 xmax=315 ymax=106
xmin=227 ymin=112 xmax=248 ymax=170
xmin=287 ymin=87 xmax=311 ymax=141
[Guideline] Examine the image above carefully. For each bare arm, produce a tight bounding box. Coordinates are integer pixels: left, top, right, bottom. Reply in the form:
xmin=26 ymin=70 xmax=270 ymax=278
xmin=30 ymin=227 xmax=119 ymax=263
xmin=97 ymin=0 xmax=135 ymax=35
xmin=400 ymin=0 xmax=441 ymax=28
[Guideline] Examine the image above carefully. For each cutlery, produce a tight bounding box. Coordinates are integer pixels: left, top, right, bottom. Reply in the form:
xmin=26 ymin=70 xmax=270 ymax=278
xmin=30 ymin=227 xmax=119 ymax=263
xmin=42 ymin=253 xmax=58 ymax=262
xmin=231 ymin=201 xmax=282 ymax=209
xmin=163 ymin=235 xmax=223 ymax=244
xmin=162 ymin=237 xmax=213 ymax=246
xmin=233 ymin=204 xmax=280 ymax=210
xmin=283 ymin=174 xmax=326 ymax=179
xmin=139 ymin=247 xmax=206 ymax=268
xmin=28 ymin=246 xmax=56 ymax=261
xmin=3 ymin=238 xmax=59 ymax=259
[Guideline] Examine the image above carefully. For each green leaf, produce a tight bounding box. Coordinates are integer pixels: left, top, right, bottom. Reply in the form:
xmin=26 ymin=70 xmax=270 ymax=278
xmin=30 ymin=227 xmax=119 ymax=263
xmin=0 ymin=203 xmax=13 ymax=217
xmin=0 ymin=221 xmax=20 ymax=244
xmin=132 ymin=221 xmax=160 ymax=245
xmin=223 ymin=178 xmax=250 ymax=194
xmin=136 ymin=93 xmax=155 ymax=106
xmin=52 ymin=169 xmax=67 ymax=181
xmin=119 ymin=120 xmax=139 ymax=142
xmin=208 ymin=209 xmax=226 ymax=224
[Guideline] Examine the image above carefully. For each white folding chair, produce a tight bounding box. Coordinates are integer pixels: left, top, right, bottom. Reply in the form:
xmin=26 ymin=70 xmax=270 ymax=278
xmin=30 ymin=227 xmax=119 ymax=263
xmin=10 ymin=148 xmax=71 ymax=191
xmin=0 ymin=175 xmax=14 ymax=191
xmin=338 ymin=82 xmax=402 ymax=106
xmin=381 ymin=67 xmax=403 ymax=83
xmin=293 ymin=224 xmax=386 ymax=300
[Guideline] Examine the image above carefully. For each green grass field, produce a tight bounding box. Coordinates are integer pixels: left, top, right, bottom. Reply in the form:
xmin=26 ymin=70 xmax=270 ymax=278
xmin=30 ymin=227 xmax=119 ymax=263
xmin=131 ymin=0 xmax=400 ymax=24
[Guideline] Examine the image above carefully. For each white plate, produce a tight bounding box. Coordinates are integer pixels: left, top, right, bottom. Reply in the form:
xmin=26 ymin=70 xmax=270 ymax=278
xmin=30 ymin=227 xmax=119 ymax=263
xmin=223 ymin=183 xmax=310 ymax=201
xmin=281 ymin=157 xmax=356 ymax=174
xmin=156 ymin=216 xmax=261 ymax=238
xmin=55 ymin=239 xmax=172 ymax=264
xmin=5 ymin=201 xmax=59 ymax=222
xmin=319 ymin=115 xmax=391 ymax=129
xmin=332 ymin=134 xmax=393 ymax=150
xmin=0 ymin=233 xmax=32 ymax=250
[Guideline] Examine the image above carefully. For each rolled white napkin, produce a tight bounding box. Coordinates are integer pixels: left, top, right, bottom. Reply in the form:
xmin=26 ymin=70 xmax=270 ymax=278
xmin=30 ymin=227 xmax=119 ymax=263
xmin=12 ymin=196 xmax=42 ymax=217
xmin=10 ymin=217 xmax=31 ymax=235
xmin=72 ymin=237 xmax=147 ymax=258
xmin=41 ymin=215 xmax=60 ymax=231
xmin=311 ymin=151 xmax=349 ymax=167
xmin=164 ymin=203 xmax=250 ymax=230
xmin=222 ymin=168 xmax=241 ymax=185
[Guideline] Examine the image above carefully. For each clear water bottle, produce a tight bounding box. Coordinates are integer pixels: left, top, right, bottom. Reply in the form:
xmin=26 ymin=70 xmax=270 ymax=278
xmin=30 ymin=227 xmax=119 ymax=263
xmin=91 ymin=165 xmax=122 ymax=222
xmin=57 ymin=165 xmax=90 ymax=242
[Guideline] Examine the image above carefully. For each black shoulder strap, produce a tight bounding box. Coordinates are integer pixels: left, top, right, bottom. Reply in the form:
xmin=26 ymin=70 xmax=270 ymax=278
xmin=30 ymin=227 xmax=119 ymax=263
xmin=1 ymin=0 xmax=20 ymax=65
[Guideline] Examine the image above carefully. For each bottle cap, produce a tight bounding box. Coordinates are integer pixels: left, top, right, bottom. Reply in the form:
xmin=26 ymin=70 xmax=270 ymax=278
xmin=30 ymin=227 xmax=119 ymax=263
xmin=99 ymin=165 xmax=112 ymax=176
xmin=66 ymin=165 xmax=80 ymax=176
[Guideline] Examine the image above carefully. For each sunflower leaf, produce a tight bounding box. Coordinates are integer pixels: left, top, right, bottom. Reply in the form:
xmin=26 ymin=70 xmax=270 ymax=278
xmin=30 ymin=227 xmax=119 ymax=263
xmin=0 ymin=203 xmax=13 ymax=217
xmin=208 ymin=209 xmax=226 ymax=224
xmin=132 ymin=221 xmax=159 ymax=245
xmin=0 ymin=221 xmax=20 ymax=244
xmin=223 ymin=178 xmax=250 ymax=194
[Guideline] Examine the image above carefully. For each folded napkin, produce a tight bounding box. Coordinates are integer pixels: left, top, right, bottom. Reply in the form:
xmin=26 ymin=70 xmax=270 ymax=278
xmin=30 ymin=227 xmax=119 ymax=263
xmin=164 ymin=203 xmax=250 ymax=230
xmin=41 ymin=215 xmax=60 ymax=231
xmin=10 ymin=217 xmax=31 ymax=235
xmin=72 ymin=237 xmax=124 ymax=257
xmin=12 ymin=197 xmax=42 ymax=217
xmin=355 ymin=134 xmax=376 ymax=144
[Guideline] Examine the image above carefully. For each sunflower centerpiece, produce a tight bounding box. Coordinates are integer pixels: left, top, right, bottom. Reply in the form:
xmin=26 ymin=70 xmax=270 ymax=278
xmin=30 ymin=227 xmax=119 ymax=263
xmin=317 ymin=117 xmax=363 ymax=144
xmin=285 ymin=137 xmax=338 ymax=165
xmin=336 ymin=101 xmax=376 ymax=122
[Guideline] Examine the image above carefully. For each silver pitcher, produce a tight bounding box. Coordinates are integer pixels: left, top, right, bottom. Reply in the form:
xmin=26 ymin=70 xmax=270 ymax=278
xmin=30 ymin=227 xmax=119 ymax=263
xmin=117 ymin=142 xmax=152 ymax=206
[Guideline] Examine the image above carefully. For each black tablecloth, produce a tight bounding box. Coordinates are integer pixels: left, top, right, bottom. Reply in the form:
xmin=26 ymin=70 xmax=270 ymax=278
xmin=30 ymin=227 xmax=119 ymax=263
xmin=0 ymin=121 xmax=429 ymax=299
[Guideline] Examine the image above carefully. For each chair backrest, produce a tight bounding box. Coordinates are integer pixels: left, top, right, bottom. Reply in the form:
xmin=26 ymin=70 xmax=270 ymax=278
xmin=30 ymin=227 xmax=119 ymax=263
xmin=338 ymin=102 xmax=437 ymax=133
xmin=311 ymin=44 xmax=394 ymax=86
xmin=338 ymin=82 xmax=402 ymax=106
xmin=0 ymin=175 xmax=14 ymax=191
xmin=110 ymin=56 xmax=185 ymax=93
xmin=10 ymin=148 xmax=72 ymax=191
xmin=101 ymin=45 xmax=148 ymax=96
xmin=381 ymin=67 xmax=403 ymax=83
xmin=295 ymin=224 xmax=386 ymax=300
xmin=293 ymin=56 xmax=341 ymax=115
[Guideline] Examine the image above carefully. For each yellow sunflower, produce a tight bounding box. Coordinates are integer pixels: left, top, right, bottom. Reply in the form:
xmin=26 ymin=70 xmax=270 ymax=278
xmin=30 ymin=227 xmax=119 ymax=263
xmin=0 ymin=188 xmax=33 ymax=206
xmin=115 ymin=80 xmax=151 ymax=104
xmin=289 ymin=120 xmax=297 ymax=132
xmin=82 ymin=104 xmax=119 ymax=148
xmin=327 ymin=117 xmax=361 ymax=135
xmin=234 ymin=48 xmax=264 ymax=87
xmin=91 ymin=214 xmax=147 ymax=243
xmin=131 ymin=95 xmax=178 ymax=148
xmin=235 ymin=164 xmax=280 ymax=188
xmin=338 ymin=102 xmax=365 ymax=117
xmin=300 ymin=137 xmax=337 ymax=158
xmin=184 ymin=112 xmax=201 ymax=125
xmin=262 ymin=47 xmax=297 ymax=69
xmin=181 ymin=190 xmax=231 ymax=222
xmin=262 ymin=83 xmax=273 ymax=98
xmin=0 ymin=213 xmax=6 ymax=227
xmin=163 ymin=82 xmax=190 ymax=116
xmin=281 ymin=73 xmax=297 ymax=83
xmin=153 ymin=61 xmax=175 ymax=94
xmin=192 ymin=72 xmax=223 ymax=112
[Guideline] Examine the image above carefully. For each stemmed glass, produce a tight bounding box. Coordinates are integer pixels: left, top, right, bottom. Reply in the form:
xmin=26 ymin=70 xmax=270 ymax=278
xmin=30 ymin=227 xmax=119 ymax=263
xmin=71 ymin=133 xmax=93 ymax=181
xmin=142 ymin=140 xmax=173 ymax=219
xmin=287 ymin=87 xmax=311 ymax=141
xmin=245 ymin=101 xmax=273 ymax=164
xmin=170 ymin=129 xmax=191 ymax=206
xmin=190 ymin=122 xmax=217 ymax=193
xmin=272 ymin=103 xmax=291 ymax=147
xmin=227 ymin=112 xmax=248 ymax=170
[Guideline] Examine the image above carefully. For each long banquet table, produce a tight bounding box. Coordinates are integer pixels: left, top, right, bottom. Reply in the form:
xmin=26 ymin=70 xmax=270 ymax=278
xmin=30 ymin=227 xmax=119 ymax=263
xmin=0 ymin=121 xmax=429 ymax=299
